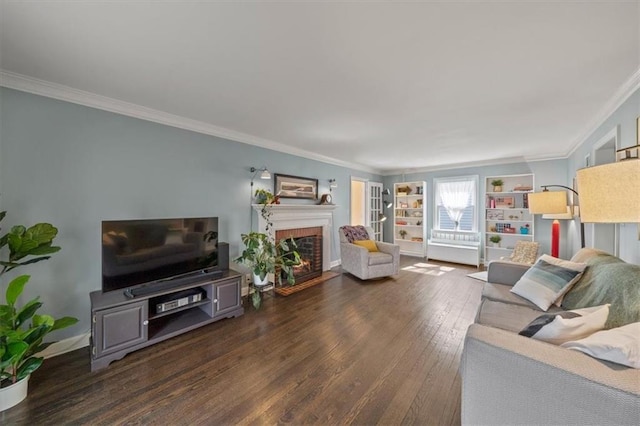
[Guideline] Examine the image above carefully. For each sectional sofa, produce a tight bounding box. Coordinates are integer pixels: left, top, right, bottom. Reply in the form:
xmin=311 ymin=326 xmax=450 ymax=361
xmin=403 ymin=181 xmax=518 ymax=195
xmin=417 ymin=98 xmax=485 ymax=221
xmin=460 ymin=248 xmax=640 ymax=425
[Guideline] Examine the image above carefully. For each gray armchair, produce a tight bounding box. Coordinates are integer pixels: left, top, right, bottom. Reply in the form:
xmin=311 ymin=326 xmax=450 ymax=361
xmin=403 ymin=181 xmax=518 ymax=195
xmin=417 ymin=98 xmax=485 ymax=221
xmin=339 ymin=225 xmax=400 ymax=280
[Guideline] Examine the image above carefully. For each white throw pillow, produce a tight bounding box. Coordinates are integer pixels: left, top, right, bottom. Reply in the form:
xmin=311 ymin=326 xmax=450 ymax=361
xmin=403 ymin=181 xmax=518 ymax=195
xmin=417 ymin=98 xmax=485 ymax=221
xmin=561 ymin=322 xmax=640 ymax=368
xmin=511 ymin=254 xmax=587 ymax=311
xmin=519 ymin=304 xmax=610 ymax=345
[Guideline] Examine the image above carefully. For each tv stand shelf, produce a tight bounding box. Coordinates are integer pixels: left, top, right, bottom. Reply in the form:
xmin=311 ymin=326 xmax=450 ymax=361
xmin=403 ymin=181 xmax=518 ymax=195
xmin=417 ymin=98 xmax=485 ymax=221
xmin=90 ymin=270 xmax=243 ymax=371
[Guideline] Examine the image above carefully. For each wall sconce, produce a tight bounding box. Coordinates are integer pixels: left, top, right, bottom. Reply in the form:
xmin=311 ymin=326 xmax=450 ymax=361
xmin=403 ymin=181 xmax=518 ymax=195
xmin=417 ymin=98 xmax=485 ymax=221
xmin=379 ymin=213 xmax=388 ymax=222
xmin=382 ymin=188 xmax=392 ymax=209
xmin=250 ymin=166 xmax=271 ymax=182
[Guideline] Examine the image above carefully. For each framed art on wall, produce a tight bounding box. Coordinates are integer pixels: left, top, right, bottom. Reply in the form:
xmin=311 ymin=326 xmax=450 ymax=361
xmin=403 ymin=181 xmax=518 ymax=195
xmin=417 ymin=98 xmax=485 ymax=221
xmin=274 ymin=174 xmax=318 ymax=199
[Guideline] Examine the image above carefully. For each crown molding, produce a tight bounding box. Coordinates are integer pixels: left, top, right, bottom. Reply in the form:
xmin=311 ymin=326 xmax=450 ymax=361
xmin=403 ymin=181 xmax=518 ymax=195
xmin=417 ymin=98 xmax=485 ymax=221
xmin=566 ymin=67 xmax=640 ymax=157
xmin=380 ymin=153 xmax=568 ymax=176
xmin=3 ymin=68 xmax=638 ymax=178
xmin=0 ymin=70 xmax=380 ymax=175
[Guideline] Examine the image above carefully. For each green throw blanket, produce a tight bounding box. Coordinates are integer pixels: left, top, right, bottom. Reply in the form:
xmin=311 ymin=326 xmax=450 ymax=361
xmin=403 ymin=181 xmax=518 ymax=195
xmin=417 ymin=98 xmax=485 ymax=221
xmin=562 ymin=251 xmax=640 ymax=329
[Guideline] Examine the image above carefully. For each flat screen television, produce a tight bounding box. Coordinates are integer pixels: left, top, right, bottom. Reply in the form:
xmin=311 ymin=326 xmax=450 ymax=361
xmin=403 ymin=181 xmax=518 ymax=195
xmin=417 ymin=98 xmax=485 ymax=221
xmin=101 ymin=217 xmax=220 ymax=293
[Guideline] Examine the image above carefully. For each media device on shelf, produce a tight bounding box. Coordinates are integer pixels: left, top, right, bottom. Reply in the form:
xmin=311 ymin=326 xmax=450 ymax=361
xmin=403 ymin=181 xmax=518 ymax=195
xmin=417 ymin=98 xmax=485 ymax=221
xmin=101 ymin=217 xmax=229 ymax=296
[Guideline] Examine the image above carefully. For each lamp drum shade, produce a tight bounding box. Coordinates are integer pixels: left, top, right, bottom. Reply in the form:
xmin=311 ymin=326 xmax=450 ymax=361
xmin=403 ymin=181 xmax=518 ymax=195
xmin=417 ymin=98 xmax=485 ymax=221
xmin=528 ymin=191 xmax=567 ymax=214
xmin=576 ymin=160 xmax=640 ymax=223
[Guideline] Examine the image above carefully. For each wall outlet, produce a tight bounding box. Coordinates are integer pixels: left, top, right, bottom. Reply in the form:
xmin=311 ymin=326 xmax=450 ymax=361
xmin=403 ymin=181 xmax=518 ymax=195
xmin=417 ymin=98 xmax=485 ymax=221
xmin=245 ymin=273 xmax=252 ymax=286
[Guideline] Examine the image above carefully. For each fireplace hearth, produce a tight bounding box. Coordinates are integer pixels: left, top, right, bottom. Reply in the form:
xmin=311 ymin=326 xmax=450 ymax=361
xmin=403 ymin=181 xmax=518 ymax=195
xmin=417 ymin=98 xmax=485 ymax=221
xmin=276 ymin=226 xmax=322 ymax=285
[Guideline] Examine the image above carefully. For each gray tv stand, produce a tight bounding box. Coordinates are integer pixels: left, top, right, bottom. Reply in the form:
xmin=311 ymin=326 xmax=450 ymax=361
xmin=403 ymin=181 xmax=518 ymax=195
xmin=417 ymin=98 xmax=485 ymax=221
xmin=90 ymin=270 xmax=243 ymax=371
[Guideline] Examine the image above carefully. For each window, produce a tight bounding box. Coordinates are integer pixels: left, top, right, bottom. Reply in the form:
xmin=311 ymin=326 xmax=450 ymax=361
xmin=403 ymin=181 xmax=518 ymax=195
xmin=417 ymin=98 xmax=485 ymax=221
xmin=434 ymin=176 xmax=478 ymax=231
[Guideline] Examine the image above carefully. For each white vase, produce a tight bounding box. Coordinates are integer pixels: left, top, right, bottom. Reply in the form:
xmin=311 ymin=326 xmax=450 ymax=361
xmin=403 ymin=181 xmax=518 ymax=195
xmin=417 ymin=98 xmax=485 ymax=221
xmin=0 ymin=375 xmax=29 ymax=412
xmin=252 ymin=273 xmax=269 ymax=287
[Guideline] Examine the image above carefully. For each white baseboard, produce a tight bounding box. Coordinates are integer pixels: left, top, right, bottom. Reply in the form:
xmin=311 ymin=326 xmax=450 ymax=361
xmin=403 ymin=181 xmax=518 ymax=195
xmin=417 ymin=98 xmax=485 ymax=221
xmin=330 ymin=259 xmax=341 ymax=268
xmin=38 ymin=332 xmax=91 ymax=359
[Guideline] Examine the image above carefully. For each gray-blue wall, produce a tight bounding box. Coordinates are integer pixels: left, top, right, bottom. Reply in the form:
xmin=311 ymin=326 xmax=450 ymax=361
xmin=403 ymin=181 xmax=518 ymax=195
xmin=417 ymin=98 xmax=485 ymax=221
xmin=0 ymin=87 xmax=377 ymax=338
xmin=1 ymin=86 xmax=638 ymax=341
xmin=566 ymin=88 xmax=640 ymax=264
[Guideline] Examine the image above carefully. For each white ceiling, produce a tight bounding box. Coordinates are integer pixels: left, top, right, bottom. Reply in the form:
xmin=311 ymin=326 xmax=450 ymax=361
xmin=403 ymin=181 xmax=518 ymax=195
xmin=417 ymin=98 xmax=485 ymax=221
xmin=1 ymin=2 xmax=639 ymax=174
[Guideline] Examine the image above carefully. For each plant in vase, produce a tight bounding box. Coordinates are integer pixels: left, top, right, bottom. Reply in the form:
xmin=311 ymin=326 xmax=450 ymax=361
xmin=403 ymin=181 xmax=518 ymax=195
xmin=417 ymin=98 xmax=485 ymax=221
xmin=399 ymin=229 xmax=408 ymax=239
xmin=490 ymin=179 xmax=504 ymax=192
xmin=0 ymin=212 xmax=78 ymax=411
xmin=235 ymin=232 xmax=301 ymax=309
xmin=489 ymin=235 xmax=502 ymax=247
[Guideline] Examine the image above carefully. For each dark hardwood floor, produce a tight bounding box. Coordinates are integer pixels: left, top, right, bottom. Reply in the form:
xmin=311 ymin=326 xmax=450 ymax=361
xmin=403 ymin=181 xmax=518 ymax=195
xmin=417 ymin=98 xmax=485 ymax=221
xmin=1 ymin=257 xmax=483 ymax=425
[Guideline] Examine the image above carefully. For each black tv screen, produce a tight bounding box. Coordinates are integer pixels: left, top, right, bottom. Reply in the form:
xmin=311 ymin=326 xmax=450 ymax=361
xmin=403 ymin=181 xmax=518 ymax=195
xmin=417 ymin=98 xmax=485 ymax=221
xmin=102 ymin=217 xmax=219 ymax=293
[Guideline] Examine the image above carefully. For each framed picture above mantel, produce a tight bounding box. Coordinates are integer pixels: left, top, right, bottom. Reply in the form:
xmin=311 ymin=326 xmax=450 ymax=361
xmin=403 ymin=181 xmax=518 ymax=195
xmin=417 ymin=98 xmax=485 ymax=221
xmin=274 ymin=174 xmax=318 ymax=200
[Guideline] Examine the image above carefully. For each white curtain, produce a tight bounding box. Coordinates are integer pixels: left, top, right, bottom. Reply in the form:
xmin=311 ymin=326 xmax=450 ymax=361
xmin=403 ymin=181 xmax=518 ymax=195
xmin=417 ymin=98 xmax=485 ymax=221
xmin=438 ymin=180 xmax=476 ymax=230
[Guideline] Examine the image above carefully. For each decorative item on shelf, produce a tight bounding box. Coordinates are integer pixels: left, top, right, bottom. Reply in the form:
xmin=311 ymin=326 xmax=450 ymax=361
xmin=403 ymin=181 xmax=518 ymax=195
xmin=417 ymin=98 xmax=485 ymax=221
xmin=487 ymin=210 xmax=504 ymax=220
xmin=495 ymin=223 xmax=512 ymax=233
xmin=491 ymin=179 xmax=504 ymax=192
xmin=396 ymin=220 xmax=408 ymax=225
xmin=319 ymin=193 xmax=333 ymax=205
xmin=416 ymin=220 xmax=422 ymax=226
xmin=489 ymin=235 xmax=502 ymax=247
xmin=411 ymin=237 xmax=423 ymax=242
xmin=513 ymin=184 xmax=533 ymax=191
xmin=616 ymin=144 xmax=639 ymax=162
xmin=399 ymin=229 xmax=408 ymax=239
xmin=495 ymin=197 xmax=515 ymax=208
xmin=396 ymin=186 xmax=412 ymax=195
xmin=520 ymin=224 xmax=530 ymax=234
xmin=0 ymin=212 xmax=78 ymax=411
xmin=504 ymin=227 xmax=516 ymax=234
xmin=235 ymin=232 xmax=301 ymax=309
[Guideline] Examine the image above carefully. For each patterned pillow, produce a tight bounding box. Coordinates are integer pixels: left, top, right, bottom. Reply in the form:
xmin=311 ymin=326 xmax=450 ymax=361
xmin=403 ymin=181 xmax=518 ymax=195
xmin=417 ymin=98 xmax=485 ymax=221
xmin=511 ymin=255 xmax=587 ymax=311
xmin=510 ymin=242 xmax=539 ymax=264
xmin=519 ymin=304 xmax=609 ymax=345
xmin=340 ymin=225 xmax=370 ymax=243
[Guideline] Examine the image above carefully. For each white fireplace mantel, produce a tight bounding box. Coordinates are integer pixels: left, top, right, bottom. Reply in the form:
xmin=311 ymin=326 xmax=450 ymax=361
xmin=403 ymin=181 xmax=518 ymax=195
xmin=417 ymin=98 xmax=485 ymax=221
xmin=252 ymin=204 xmax=337 ymax=271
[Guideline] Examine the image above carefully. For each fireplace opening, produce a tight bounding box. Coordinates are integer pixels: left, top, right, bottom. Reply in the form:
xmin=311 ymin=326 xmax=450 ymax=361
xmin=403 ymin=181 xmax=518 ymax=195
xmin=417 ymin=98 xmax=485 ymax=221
xmin=276 ymin=226 xmax=322 ymax=286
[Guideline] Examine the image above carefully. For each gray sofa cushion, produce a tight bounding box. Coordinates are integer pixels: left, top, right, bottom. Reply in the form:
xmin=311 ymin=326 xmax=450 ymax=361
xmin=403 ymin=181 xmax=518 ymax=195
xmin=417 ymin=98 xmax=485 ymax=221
xmin=476 ymin=299 xmax=564 ymax=333
xmin=482 ymin=282 xmax=542 ymax=308
xmin=368 ymin=251 xmax=393 ymax=266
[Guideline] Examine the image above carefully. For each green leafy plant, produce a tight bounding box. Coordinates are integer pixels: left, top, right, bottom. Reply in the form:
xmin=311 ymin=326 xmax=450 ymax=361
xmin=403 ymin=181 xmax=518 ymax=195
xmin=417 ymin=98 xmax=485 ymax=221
xmin=235 ymin=232 xmax=301 ymax=309
xmin=490 ymin=179 xmax=504 ymax=187
xmin=0 ymin=211 xmax=78 ymax=387
xmin=399 ymin=229 xmax=408 ymax=239
xmin=489 ymin=235 xmax=502 ymax=244
xmin=254 ymin=189 xmax=277 ymax=232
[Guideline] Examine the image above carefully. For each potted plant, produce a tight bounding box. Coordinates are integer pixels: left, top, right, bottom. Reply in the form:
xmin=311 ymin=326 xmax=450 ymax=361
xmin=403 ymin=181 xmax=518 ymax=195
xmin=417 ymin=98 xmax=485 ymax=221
xmin=235 ymin=232 xmax=301 ymax=309
xmin=489 ymin=235 xmax=502 ymax=247
xmin=399 ymin=229 xmax=408 ymax=239
xmin=254 ymin=189 xmax=278 ymax=232
xmin=0 ymin=213 xmax=78 ymax=411
xmin=491 ymin=179 xmax=504 ymax=192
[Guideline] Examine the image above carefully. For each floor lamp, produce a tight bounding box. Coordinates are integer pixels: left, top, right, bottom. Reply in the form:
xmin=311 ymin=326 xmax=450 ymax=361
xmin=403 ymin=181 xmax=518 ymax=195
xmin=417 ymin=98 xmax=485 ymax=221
xmin=576 ymin=160 xmax=640 ymax=224
xmin=528 ymin=185 xmax=585 ymax=253
xmin=542 ymin=207 xmax=574 ymax=257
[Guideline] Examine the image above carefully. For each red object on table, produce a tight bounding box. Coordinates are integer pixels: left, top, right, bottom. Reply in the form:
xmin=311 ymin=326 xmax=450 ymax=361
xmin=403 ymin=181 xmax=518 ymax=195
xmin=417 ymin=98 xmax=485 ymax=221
xmin=551 ymin=219 xmax=560 ymax=258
